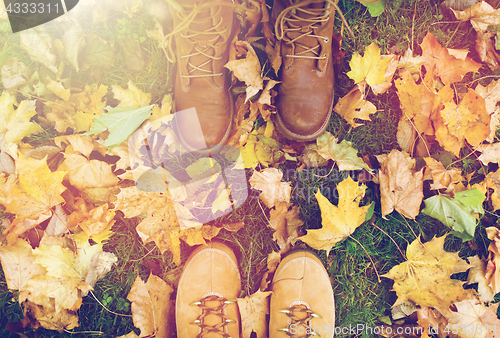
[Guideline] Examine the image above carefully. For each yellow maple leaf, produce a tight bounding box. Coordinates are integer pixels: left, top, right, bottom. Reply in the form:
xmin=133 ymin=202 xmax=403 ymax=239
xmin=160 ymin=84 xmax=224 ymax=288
xmin=2 ymin=154 xmax=66 ymax=244
xmin=434 ymin=88 xmax=490 ymax=156
xmin=113 ymin=186 xmax=181 ymax=264
xmin=298 ymin=176 xmax=370 ymax=256
xmin=237 ymin=290 xmax=272 ymax=338
xmin=113 ymin=80 xmax=151 ymax=107
xmin=347 ymin=43 xmax=394 ymax=89
xmin=382 ymin=236 xmax=470 ymax=308
xmin=0 ymin=92 xmax=42 ymax=158
xmin=59 ymin=153 xmax=119 ymax=190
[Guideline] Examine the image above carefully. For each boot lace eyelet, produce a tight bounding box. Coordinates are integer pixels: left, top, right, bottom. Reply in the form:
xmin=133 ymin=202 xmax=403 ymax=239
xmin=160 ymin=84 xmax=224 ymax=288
xmin=324 ymin=37 xmax=329 ymax=43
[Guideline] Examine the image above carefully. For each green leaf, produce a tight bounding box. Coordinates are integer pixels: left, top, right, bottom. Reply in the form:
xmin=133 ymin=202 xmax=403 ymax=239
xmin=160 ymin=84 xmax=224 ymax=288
xmin=357 ymin=0 xmax=387 ymax=17
xmin=86 ymin=105 xmax=153 ymax=151
xmin=364 ymin=202 xmax=375 ymax=222
xmin=421 ymin=189 xmax=485 ymax=241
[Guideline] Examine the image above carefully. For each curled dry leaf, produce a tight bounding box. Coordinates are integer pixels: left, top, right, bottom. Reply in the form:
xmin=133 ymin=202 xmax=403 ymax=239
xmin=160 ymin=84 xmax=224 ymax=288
xmin=237 ymin=290 xmax=272 ymax=338
xmin=475 ymin=31 xmax=500 ymax=71
xmin=225 ymin=41 xmax=264 ymax=102
xmin=379 ymin=149 xmax=424 ymax=219
xmin=478 ymin=142 xmax=500 ymax=165
xmin=127 ymin=274 xmax=174 ymax=338
xmin=333 ymin=86 xmax=376 ymax=128
xmin=249 ymin=168 xmax=291 ymax=209
xmin=452 ymin=1 xmax=500 ymax=32
xmin=382 ymin=236 xmax=470 ymax=308
xmin=397 ymin=48 xmax=426 ymax=78
xmin=269 ymin=202 xmax=304 ymax=250
xmin=423 ymin=157 xmax=463 ymax=193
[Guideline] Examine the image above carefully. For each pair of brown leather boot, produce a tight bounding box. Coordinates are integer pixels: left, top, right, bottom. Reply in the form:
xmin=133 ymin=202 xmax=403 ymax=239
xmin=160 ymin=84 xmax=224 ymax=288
xmin=176 ymin=241 xmax=335 ymax=337
xmin=168 ymin=0 xmax=339 ymax=151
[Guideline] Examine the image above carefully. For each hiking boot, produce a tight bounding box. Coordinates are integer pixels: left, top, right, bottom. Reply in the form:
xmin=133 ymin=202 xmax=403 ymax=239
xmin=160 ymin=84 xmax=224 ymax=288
xmin=269 ymin=250 xmax=335 ymax=338
xmin=176 ymin=241 xmax=241 ymax=338
xmin=166 ymin=0 xmax=236 ymax=151
xmin=271 ymin=0 xmax=339 ymax=141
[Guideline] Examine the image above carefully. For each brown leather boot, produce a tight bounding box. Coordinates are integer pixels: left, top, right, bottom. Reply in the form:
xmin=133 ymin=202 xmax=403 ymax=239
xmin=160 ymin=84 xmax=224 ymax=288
xmin=272 ymin=0 xmax=338 ymax=141
xmin=167 ymin=0 xmax=236 ymax=151
xmin=176 ymin=241 xmax=242 ymax=338
xmin=269 ymin=250 xmax=335 ymax=337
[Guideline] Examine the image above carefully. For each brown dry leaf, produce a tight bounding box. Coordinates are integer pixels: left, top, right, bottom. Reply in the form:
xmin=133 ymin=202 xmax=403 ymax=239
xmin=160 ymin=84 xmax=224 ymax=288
xmin=225 ymin=41 xmax=264 ymax=102
xmin=420 ymin=32 xmax=481 ymax=85
xmin=396 ymin=117 xmax=415 ymax=153
xmin=2 ymin=154 xmax=66 ymax=244
xmin=77 ymin=203 xmax=115 ymax=243
xmin=46 ymin=204 xmax=69 ymax=237
xmin=486 ymin=169 xmax=500 ymax=210
xmin=179 ymin=224 xmax=221 ymax=246
xmin=424 ymin=157 xmax=463 ymax=193
xmin=113 ymin=80 xmax=151 ymax=107
xmin=249 ymin=168 xmax=291 ymax=209
xmin=475 ymin=31 xmax=500 ymax=71
xmin=269 ymin=202 xmax=304 ymax=250
xmin=259 ymin=251 xmax=281 ymax=291
xmin=127 ymin=274 xmax=174 ymax=338
xmin=445 ymin=297 xmax=500 ymax=338
xmin=434 ymin=88 xmax=490 ymax=156
xmin=298 ymin=176 xmax=370 ymax=256
xmin=452 ymin=1 xmax=500 ymax=32
xmin=379 ymin=149 xmax=424 ymax=219
xmin=479 ymin=227 xmax=500 ymax=300
xmin=237 ymin=290 xmax=272 ymax=338
xmin=333 ymin=86 xmax=376 ymax=128
xmin=382 ymin=236 xmax=470 ymax=308
xmin=113 ymin=186 xmax=180 ymax=264
xmin=476 ymin=79 xmax=500 ymax=114
xmin=54 ymin=134 xmax=103 ymax=158
xmin=467 ymin=255 xmax=495 ymax=302
xmin=222 ymin=221 xmax=245 ymax=232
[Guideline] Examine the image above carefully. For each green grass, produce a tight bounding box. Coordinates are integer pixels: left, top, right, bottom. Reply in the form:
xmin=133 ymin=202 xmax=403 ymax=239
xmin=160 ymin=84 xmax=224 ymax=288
xmin=1 ymin=0 xmax=499 ymax=336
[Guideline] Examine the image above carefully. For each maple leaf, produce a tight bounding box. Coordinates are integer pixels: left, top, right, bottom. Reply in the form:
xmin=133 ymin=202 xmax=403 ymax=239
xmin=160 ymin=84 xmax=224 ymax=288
xmin=445 ymin=297 xmax=500 ymax=338
xmin=113 ymin=80 xmax=151 ymax=107
xmin=424 ymin=157 xmax=463 ymax=192
xmin=46 ymin=204 xmax=69 ymax=237
xmin=452 ymin=1 xmax=500 ymax=32
xmin=382 ymin=236 xmax=470 ymax=308
xmin=420 ymin=32 xmax=481 ymax=85
xmin=346 ymin=43 xmax=395 ymax=92
xmin=333 ymin=86 xmax=376 ymax=128
xmin=417 ymin=307 xmax=458 ymax=338
xmin=434 ymin=88 xmax=490 ymax=156
xmin=0 ymin=92 xmax=42 ymax=158
xmin=127 ymin=274 xmax=174 ymax=338
xmin=249 ymin=168 xmax=291 ymax=209
xmin=269 ymin=202 xmax=304 ymax=250
xmin=241 ymin=120 xmax=284 ymax=168
xmin=475 ymin=79 xmax=500 ymax=114
xmin=397 ymin=48 xmax=426 ymax=77
xmin=237 ymin=290 xmax=272 ymax=338
xmin=422 ymin=189 xmax=485 ymax=241
xmin=2 ymin=154 xmax=66 ymax=244
xmin=467 ymin=255 xmax=495 ymax=302
xmin=179 ymin=224 xmax=221 ymax=246
xmin=113 ymin=186 xmax=181 ymax=264
xmin=45 ymin=83 xmax=108 ymax=133
xmin=478 ymin=143 xmax=500 ymax=165
xmin=298 ymin=176 xmax=371 ymax=257
xmin=315 ymin=131 xmax=371 ymax=171
xmin=59 ymin=153 xmax=118 ymax=190
xmin=225 ymin=41 xmax=264 ymax=102
xmin=379 ymin=149 xmax=424 ymax=219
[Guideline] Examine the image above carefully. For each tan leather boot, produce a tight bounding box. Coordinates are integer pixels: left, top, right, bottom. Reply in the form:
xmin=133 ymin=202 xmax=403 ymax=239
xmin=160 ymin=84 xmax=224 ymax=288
xmin=272 ymin=0 xmax=339 ymax=141
xmin=176 ymin=241 xmax=241 ymax=338
xmin=167 ymin=0 xmax=236 ymax=151
xmin=269 ymin=250 xmax=335 ymax=338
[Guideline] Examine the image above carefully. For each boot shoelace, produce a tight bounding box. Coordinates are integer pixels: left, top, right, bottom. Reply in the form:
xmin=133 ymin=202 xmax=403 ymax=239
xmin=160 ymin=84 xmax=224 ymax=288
xmin=278 ymin=304 xmax=323 ymax=337
xmin=275 ymin=0 xmax=338 ymax=61
xmin=190 ymin=294 xmax=237 ymax=338
xmin=164 ymin=0 xmax=260 ymax=80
